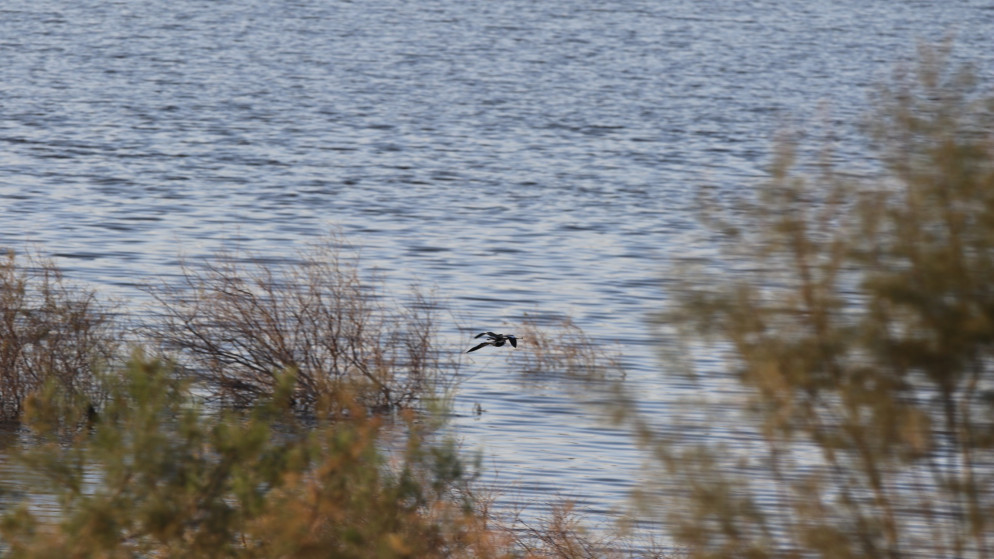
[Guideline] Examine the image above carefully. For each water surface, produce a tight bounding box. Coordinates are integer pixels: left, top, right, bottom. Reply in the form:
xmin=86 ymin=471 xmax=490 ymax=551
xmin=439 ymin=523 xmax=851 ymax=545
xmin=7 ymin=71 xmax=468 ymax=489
xmin=2 ymin=0 xmax=992 ymax=540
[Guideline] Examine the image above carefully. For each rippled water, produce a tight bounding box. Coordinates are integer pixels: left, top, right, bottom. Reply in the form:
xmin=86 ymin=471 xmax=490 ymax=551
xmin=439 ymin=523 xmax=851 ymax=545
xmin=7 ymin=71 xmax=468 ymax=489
xmin=2 ymin=0 xmax=993 ymax=540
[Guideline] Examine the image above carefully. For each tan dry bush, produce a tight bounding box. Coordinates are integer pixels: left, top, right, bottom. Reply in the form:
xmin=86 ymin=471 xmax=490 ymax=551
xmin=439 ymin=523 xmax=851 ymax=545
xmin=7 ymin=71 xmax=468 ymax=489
xmin=490 ymin=498 xmax=680 ymax=559
xmin=0 ymin=249 xmax=116 ymax=421
xmin=509 ymin=500 xmax=621 ymax=559
xmin=145 ymin=241 xmax=450 ymax=414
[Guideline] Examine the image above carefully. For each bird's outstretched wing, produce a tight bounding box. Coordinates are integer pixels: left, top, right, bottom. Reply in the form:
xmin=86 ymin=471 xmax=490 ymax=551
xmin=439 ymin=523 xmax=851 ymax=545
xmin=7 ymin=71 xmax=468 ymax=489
xmin=474 ymin=331 xmax=497 ymax=339
xmin=507 ymin=336 xmax=517 ymax=348
xmin=467 ymin=342 xmax=490 ymax=353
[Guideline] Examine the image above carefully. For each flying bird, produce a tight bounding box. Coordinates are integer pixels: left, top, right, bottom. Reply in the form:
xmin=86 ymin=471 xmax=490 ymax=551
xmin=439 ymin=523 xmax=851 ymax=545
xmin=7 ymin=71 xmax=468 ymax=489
xmin=466 ymin=331 xmax=518 ymax=353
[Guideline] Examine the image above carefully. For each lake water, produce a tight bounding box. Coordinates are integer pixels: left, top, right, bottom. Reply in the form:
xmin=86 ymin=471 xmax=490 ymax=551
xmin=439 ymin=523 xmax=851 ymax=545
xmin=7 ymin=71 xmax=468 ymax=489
xmin=2 ymin=0 xmax=993 ymax=546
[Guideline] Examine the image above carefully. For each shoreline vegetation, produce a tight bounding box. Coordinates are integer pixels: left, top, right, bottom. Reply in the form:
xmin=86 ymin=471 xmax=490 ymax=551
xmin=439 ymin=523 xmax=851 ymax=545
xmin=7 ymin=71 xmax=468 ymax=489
xmin=0 ymin=245 xmax=669 ymax=558
xmin=2 ymin=43 xmax=993 ymax=558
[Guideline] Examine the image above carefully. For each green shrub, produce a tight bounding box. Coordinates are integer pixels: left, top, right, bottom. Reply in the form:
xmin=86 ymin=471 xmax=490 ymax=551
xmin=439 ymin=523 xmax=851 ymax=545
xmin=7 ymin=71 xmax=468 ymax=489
xmin=637 ymin=43 xmax=994 ymax=558
xmin=1 ymin=356 xmax=502 ymax=558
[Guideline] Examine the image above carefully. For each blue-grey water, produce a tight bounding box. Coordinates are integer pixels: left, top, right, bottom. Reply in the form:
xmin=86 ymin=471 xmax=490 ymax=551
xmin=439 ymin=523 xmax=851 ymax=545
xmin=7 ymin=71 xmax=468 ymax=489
xmin=2 ymin=0 xmax=993 ymax=544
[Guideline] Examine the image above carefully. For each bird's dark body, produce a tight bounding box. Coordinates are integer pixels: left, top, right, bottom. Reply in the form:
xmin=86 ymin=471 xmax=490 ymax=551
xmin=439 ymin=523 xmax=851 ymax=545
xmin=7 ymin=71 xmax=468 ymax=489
xmin=466 ymin=331 xmax=518 ymax=353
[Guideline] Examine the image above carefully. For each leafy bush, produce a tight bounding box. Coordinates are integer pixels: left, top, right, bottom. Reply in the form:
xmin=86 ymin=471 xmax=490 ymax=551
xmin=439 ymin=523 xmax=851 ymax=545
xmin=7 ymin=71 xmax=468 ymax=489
xmin=1 ymin=356 xmax=499 ymax=558
xmin=4 ymin=356 xmax=671 ymax=558
xmin=639 ymin=43 xmax=994 ymax=558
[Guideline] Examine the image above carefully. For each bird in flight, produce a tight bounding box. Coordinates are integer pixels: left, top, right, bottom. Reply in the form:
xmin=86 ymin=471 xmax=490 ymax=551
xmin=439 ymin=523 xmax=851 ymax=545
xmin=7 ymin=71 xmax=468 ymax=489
xmin=467 ymin=331 xmax=518 ymax=353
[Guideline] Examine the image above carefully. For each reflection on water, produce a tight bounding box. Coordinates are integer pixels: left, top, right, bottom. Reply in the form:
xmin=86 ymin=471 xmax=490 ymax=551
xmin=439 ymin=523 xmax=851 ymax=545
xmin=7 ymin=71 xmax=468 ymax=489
xmin=1 ymin=0 xmax=993 ymax=538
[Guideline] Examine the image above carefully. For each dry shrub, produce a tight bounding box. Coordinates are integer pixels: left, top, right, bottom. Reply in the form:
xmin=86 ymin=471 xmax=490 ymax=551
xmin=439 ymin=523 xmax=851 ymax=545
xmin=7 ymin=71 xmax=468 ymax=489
xmin=0 ymin=249 xmax=116 ymax=421
xmin=510 ymin=316 xmax=624 ymax=382
xmin=489 ymin=498 xmax=679 ymax=559
xmin=145 ymin=241 xmax=449 ymax=414
xmin=510 ymin=500 xmax=620 ymax=559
